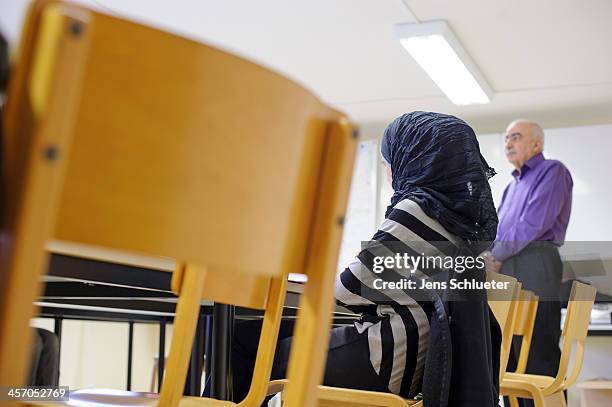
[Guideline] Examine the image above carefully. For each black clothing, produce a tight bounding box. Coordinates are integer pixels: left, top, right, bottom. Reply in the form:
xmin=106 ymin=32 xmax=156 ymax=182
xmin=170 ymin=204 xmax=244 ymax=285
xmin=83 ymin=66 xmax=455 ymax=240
xmin=226 ymin=320 xmax=401 ymax=403
xmin=29 ymin=328 xmax=60 ymax=386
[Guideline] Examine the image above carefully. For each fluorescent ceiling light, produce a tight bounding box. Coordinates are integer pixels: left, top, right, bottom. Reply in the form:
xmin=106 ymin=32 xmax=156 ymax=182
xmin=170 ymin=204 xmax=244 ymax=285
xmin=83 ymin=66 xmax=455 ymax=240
xmin=395 ymin=21 xmax=493 ymax=105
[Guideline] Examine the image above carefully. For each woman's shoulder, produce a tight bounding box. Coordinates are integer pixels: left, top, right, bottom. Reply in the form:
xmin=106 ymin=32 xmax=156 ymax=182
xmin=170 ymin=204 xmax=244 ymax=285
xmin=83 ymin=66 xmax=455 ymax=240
xmin=386 ymin=198 xmax=463 ymax=246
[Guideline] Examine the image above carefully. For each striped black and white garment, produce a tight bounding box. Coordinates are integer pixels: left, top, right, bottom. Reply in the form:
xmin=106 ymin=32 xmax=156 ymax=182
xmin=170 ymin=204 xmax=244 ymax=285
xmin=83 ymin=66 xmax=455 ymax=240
xmin=335 ymin=198 xmax=463 ymax=398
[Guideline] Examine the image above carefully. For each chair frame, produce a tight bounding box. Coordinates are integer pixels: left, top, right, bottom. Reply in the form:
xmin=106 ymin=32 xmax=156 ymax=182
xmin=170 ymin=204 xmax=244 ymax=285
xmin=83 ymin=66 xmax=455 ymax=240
xmin=1 ymin=2 xmax=357 ymax=407
xmin=264 ymin=272 xmax=520 ymax=407
xmin=511 ymin=289 xmax=539 ymax=374
xmin=0 ymin=1 xmax=91 ymax=390
xmin=501 ymin=281 xmax=597 ymax=407
xmin=267 ymin=379 xmax=422 ymax=407
xmin=487 ymin=272 xmax=522 ymax=382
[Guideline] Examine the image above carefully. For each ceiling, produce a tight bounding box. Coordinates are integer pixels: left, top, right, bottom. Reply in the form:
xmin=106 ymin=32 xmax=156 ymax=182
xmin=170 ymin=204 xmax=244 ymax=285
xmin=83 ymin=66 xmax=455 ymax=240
xmin=2 ymin=0 xmax=612 ymax=134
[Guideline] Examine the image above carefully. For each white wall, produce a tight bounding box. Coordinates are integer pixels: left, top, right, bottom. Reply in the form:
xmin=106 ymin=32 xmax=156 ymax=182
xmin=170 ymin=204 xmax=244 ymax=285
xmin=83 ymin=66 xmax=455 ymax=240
xmin=477 ymin=123 xmax=612 ymax=241
xmin=0 ymin=0 xmax=28 ymax=44
xmin=478 ymin=123 xmax=612 ymax=299
xmin=477 ymin=123 xmax=612 ymax=407
xmin=30 ymin=318 xmax=173 ymax=392
xmin=361 ymin=121 xmax=612 ymax=407
xmin=336 ymin=140 xmax=379 ymax=271
xmin=367 ymin=120 xmax=612 ymax=242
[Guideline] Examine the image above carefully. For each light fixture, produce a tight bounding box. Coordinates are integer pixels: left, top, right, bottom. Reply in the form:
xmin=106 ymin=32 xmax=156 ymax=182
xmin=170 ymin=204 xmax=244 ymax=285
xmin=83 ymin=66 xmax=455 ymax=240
xmin=395 ymin=21 xmax=493 ymax=105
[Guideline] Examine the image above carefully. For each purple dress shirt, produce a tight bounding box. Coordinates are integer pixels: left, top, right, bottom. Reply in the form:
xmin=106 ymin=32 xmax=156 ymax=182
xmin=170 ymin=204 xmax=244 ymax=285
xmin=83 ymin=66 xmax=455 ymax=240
xmin=492 ymin=153 xmax=573 ymax=261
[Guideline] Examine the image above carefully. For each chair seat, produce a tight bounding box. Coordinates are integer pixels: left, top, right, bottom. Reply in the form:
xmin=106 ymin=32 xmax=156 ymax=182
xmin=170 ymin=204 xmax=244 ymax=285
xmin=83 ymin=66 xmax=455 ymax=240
xmin=503 ymin=373 xmax=555 ymax=389
xmin=24 ymin=388 xmax=234 ymax=407
xmin=268 ymin=379 xmax=422 ymax=406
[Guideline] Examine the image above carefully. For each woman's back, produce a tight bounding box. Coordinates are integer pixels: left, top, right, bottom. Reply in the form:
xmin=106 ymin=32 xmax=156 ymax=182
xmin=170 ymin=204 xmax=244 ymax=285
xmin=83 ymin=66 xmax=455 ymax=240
xmin=335 ymin=111 xmax=501 ymax=406
xmin=335 ymin=198 xmax=463 ymax=397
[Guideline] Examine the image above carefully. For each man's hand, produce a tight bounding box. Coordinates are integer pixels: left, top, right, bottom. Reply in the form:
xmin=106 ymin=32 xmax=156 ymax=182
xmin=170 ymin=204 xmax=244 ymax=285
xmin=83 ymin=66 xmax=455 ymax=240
xmin=482 ymin=251 xmax=502 ymax=273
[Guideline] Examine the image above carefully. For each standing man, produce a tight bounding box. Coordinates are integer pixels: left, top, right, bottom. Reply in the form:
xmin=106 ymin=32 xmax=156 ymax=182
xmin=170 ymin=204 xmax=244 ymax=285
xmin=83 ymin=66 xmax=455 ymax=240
xmin=484 ymin=119 xmax=573 ymax=404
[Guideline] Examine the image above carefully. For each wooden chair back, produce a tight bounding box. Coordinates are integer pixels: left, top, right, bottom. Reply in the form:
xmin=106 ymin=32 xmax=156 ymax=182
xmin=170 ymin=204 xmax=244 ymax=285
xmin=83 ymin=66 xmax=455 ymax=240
xmin=486 ymin=271 xmax=521 ymax=381
xmin=512 ymin=289 xmax=538 ymax=374
xmin=0 ymin=3 xmax=356 ymax=403
xmin=548 ymin=281 xmax=596 ymax=393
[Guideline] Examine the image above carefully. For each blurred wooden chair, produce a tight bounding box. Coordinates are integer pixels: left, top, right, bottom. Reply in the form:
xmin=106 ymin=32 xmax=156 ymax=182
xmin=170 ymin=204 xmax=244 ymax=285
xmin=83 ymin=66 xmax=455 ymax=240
xmin=267 ymin=381 xmax=423 ymax=407
xmin=265 ymin=272 xmax=520 ymax=406
xmin=486 ymin=272 xmax=521 ymax=382
xmin=501 ymin=281 xmax=597 ymax=407
xmin=0 ymin=1 xmax=356 ymax=406
xmin=510 ymin=289 xmax=539 ymax=374
xmin=150 ymin=356 xmax=169 ymax=394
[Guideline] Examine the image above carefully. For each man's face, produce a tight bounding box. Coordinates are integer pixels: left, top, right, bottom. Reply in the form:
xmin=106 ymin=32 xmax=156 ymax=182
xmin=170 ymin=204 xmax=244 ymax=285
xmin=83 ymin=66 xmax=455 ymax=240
xmin=504 ymin=122 xmax=541 ymax=170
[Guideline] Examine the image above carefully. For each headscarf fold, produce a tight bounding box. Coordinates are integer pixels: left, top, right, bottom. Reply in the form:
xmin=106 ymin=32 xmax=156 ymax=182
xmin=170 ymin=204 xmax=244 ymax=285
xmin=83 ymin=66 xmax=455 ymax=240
xmin=381 ymin=111 xmax=498 ymax=254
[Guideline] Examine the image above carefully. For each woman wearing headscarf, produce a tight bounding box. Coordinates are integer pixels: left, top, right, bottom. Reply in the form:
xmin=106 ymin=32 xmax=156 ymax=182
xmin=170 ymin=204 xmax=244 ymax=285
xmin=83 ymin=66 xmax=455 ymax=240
xmin=225 ymin=111 xmax=501 ymax=407
xmin=368 ymin=111 xmax=502 ymax=406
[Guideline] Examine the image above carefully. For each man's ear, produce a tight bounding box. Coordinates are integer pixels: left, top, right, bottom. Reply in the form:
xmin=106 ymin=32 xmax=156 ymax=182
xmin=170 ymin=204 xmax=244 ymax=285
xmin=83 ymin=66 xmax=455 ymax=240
xmin=533 ymin=138 xmax=543 ymax=153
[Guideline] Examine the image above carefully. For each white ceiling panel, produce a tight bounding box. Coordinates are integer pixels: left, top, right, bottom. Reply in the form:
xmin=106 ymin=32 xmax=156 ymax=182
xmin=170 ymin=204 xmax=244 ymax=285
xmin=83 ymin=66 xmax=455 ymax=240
xmin=408 ymin=0 xmax=612 ymax=90
xmin=1 ymin=0 xmax=611 ymax=131
xmin=69 ymin=0 xmax=442 ymax=102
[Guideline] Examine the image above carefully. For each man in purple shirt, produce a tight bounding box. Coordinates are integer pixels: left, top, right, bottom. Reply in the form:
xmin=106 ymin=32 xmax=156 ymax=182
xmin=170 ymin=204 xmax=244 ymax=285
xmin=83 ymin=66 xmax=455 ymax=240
xmin=485 ymin=119 xmax=573 ymax=406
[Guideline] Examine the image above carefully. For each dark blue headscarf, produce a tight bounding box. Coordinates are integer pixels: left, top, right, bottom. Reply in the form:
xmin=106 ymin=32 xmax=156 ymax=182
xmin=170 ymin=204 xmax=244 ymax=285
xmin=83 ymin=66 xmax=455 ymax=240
xmin=381 ymin=111 xmax=498 ymax=254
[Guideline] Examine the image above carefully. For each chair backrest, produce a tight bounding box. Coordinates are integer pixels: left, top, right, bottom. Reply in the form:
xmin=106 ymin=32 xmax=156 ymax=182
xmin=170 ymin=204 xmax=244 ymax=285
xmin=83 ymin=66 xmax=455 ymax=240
xmin=486 ymin=271 xmax=520 ymax=380
xmin=512 ymin=289 xmax=538 ymax=374
xmin=0 ymin=0 xmax=356 ymax=388
xmin=548 ymin=281 xmax=596 ymax=392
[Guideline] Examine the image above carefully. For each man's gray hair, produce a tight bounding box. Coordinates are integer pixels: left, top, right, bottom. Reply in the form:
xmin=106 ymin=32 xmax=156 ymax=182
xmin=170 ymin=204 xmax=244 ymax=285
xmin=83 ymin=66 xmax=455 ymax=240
xmin=508 ymin=119 xmax=545 ymax=149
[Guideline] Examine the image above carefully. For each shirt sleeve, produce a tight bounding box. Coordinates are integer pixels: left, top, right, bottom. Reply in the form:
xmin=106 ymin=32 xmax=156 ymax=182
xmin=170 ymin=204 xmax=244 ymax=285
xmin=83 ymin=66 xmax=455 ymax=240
xmin=491 ymin=164 xmax=572 ymax=261
xmin=334 ymin=228 xmax=390 ymax=308
xmin=334 ymin=203 xmax=455 ymax=308
xmin=334 ymin=208 xmax=406 ymax=308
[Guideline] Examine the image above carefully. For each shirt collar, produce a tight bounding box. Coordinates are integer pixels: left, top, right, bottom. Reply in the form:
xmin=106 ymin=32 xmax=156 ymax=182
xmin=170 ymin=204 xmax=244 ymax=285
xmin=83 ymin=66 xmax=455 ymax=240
xmin=512 ymin=152 xmax=545 ymax=179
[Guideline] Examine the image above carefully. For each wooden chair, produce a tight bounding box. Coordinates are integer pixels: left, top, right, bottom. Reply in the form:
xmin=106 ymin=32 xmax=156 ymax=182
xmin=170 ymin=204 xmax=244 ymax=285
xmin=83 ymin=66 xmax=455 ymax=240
xmin=510 ymin=290 xmax=539 ymax=374
xmin=0 ymin=1 xmax=356 ymax=406
xmin=501 ymin=281 xmax=597 ymax=407
xmin=268 ymin=383 xmax=422 ymax=407
xmin=265 ymin=272 xmax=520 ymax=406
xmin=486 ymin=272 xmax=521 ymax=382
